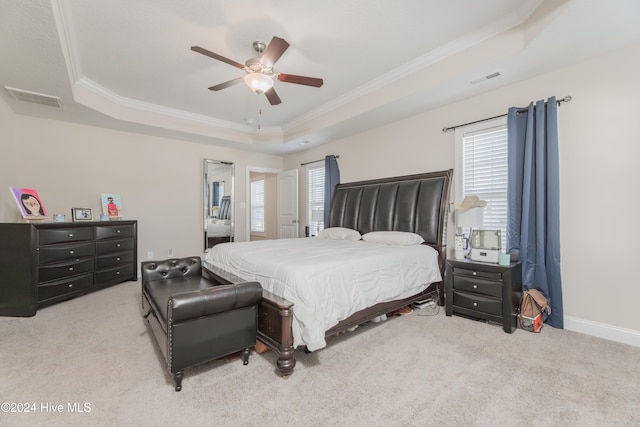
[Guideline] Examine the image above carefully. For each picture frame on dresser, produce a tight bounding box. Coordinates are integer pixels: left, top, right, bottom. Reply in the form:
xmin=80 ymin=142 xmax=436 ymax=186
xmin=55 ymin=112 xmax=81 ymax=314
xmin=71 ymin=207 xmax=93 ymax=221
xmin=10 ymin=187 xmax=48 ymax=219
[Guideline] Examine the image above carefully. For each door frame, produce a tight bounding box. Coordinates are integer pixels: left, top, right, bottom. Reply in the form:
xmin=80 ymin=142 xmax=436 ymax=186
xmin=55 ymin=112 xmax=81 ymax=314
xmin=245 ymin=166 xmax=282 ymax=242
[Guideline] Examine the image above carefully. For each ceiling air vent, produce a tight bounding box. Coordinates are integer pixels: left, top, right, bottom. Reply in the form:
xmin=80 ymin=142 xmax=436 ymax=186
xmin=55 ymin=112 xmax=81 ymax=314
xmin=4 ymin=86 xmax=63 ymax=108
xmin=469 ymin=72 xmax=501 ymax=85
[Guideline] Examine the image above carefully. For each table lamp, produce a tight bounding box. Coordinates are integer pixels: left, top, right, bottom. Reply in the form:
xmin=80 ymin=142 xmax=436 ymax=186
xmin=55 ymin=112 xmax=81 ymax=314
xmin=311 ymin=209 xmax=324 ymax=236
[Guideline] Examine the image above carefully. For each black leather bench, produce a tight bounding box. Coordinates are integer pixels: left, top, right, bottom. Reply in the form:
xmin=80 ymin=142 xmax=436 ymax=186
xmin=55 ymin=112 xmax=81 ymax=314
xmin=141 ymin=256 xmax=262 ymax=391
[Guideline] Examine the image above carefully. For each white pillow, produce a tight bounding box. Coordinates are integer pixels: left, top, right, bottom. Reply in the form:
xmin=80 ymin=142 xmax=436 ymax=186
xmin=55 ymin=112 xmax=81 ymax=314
xmin=362 ymin=231 xmax=425 ymax=246
xmin=316 ymin=227 xmax=362 ymax=241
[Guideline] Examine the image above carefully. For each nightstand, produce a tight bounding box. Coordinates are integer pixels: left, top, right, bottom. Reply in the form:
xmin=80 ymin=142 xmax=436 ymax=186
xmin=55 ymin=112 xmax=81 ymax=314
xmin=445 ymin=258 xmax=522 ymax=333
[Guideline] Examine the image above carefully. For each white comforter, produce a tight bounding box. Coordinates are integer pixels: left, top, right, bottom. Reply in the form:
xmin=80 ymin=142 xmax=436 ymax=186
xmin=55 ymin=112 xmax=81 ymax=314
xmin=205 ymin=238 xmax=441 ymax=351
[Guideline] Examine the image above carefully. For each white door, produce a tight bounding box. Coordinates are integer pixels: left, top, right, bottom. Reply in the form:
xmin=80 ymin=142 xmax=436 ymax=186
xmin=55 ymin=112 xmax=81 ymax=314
xmin=277 ymin=169 xmax=298 ymax=238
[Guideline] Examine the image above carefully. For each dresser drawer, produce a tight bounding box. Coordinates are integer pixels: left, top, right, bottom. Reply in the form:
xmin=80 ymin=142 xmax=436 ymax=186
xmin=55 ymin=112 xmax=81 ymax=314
xmin=37 ymin=273 xmax=93 ymax=303
xmin=95 ymin=238 xmax=134 ymax=255
xmin=38 ymin=242 xmax=96 ymax=265
xmin=95 ymin=225 xmax=135 ymax=240
xmin=452 ymin=274 xmax=503 ymax=298
xmin=452 ymin=290 xmax=502 ymax=316
xmin=37 ymin=258 xmax=95 ymax=283
xmin=95 ymin=263 xmax=135 ymax=285
xmin=96 ymin=251 xmax=134 ymax=269
xmin=38 ymin=228 xmax=94 ymax=245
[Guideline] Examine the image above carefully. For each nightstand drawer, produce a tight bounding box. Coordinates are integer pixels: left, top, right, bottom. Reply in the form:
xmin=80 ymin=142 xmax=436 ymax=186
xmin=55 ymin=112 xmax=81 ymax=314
xmin=452 ymin=275 xmax=502 ymax=298
xmin=453 ymin=290 xmax=502 ymax=316
xmin=452 ymin=267 xmax=503 ymax=281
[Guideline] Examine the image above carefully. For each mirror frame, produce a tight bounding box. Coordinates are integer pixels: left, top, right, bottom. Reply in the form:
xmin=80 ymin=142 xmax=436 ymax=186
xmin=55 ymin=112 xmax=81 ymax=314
xmin=204 ymin=159 xmax=234 ymax=251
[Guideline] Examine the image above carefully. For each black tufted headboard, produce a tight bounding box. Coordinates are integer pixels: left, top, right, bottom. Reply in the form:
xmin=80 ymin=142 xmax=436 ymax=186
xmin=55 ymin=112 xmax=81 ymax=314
xmin=328 ymin=170 xmax=452 ymax=267
xmin=218 ymin=196 xmax=231 ymax=220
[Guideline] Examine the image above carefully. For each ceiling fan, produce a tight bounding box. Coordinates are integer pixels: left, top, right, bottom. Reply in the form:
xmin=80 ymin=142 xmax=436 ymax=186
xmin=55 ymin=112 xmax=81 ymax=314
xmin=191 ymin=36 xmax=323 ymax=106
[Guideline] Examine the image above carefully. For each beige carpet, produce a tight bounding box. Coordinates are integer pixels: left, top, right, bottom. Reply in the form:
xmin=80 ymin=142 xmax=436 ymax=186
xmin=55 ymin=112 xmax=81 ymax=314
xmin=1 ymin=280 xmax=638 ymax=427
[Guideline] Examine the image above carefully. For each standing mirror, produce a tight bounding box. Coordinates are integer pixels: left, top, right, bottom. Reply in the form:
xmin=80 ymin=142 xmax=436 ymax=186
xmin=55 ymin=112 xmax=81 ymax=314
xmin=204 ymin=159 xmax=234 ymax=250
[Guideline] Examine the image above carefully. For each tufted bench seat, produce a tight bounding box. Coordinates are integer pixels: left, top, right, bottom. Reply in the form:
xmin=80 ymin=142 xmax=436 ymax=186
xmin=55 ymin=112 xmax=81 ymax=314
xmin=141 ymin=256 xmax=262 ymax=391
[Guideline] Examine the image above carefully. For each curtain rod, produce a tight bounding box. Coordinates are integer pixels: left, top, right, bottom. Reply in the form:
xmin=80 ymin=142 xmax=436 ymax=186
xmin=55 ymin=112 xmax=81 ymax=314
xmin=300 ymin=155 xmax=339 ymax=166
xmin=441 ymin=96 xmax=572 ymax=133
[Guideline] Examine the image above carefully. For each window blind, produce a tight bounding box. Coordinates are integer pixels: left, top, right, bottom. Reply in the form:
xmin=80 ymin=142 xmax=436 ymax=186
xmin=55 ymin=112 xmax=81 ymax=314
xmin=462 ymin=124 xmax=508 ymax=249
xmin=250 ymin=179 xmax=265 ymax=233
xmin=307 ymin=163 xmax=325 ymax=236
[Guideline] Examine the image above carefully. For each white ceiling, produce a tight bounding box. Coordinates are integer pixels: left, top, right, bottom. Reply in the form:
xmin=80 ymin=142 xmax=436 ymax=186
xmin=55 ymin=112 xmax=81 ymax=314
xmin=1 ymin=0 xmax=639 ymax=155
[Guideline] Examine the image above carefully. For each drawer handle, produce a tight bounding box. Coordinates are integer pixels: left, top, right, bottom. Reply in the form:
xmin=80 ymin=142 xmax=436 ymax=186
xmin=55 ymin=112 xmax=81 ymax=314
xmin=69 ymin=250 xmax=74 ymax=254
xmin=117 ymin=230 xmax=121 ymax=233
xmin=116 ymin=271 xmax=120 ymax=275
xmin=68 ymin=283 xmax=73 ymax=288
xmin=473 ymin=284 xmax=478 ymax=289
xmin=117 ymin=244 xmax=121 ymax=247
xmin=116 ymin=257 xmax=121 ymax=261
xmin=69 ymin=267 xmax=74 ymax=271
xmin=473 ymin=302 xmax=478 ymax=307
xmin=68 ymin=233 xmax=74 ymax=237
xmin=472 ymin=271 xmax=477 ymax=276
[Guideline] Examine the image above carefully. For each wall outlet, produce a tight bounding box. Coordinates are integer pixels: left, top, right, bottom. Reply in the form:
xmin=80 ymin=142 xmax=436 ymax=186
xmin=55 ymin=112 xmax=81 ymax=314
xmin=168 ymin=248 xmax=173 ymax=257
xmin=147 ymin=251 xmax=154 ymax=259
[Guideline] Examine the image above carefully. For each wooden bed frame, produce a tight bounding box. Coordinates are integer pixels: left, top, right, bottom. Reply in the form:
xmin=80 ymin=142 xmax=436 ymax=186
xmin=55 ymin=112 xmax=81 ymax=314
xmin=203 ymin=169 xmax=452 ymax=377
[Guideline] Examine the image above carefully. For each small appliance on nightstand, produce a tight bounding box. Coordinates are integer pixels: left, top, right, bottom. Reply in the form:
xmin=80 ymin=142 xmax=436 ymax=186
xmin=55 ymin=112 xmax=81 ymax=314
xmin=445 ymin=258 xmax=522 ymax=333
xmin=469 ymin=229 xmax=501 ymax=263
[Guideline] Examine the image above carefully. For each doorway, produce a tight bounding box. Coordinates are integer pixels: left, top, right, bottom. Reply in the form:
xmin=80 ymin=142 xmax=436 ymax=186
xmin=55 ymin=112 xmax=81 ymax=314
xmin=245 ymin=167 xmax=298 ymax=241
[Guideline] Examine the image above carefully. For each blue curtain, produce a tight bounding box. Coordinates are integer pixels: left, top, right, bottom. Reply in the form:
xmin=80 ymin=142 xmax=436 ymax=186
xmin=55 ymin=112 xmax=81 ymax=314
xmin=507 ymin=96 xmax=563 ymax=328
xmin=324 ymin=155 xmax=340 ymax=224
xmin=211 ymin=182 xmax=220 ymax=207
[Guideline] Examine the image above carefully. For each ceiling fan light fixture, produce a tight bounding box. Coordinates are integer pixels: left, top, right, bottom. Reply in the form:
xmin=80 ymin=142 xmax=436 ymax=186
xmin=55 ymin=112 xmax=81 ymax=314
xmin=244 ymin=73 xmax=274 ymax=93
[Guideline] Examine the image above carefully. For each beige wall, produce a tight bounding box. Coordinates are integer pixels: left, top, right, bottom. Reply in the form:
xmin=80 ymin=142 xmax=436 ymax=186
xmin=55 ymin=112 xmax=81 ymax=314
xmin=0 ymin=109 xmax=283 ymax=261
xmin=0 ymin=98 xmax=17 ymax=221
xmin=285 ymin=44 xmax=640 ymax=343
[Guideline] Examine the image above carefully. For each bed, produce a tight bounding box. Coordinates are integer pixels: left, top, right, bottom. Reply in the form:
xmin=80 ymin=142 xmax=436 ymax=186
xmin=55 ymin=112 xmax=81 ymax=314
xmin=206 ymin=196 xmax=232 ymax=246
xmin=203 ymin=169 xmax=452 ymax=376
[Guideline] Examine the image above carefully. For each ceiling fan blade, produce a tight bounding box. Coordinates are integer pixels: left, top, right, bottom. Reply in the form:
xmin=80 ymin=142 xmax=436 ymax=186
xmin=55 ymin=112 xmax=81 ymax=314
xmin=208 ymin=77 xmax=244 ymax=91
xmin=264 ymin=87 xmax=282 ymax=105
xmin=191 ymin=46 xmax=245 ymax=70
xmin=277 ymin=73 xmax=324 ymax=88
xmin=261 ymin=37 xmax=290 ymax=68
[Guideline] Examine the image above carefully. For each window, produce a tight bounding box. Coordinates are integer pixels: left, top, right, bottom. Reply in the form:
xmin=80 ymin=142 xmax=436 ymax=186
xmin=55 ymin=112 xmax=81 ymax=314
xmin=455 ymin=117 xmax=508 ymax=250
xmin=307 ymin=162 xmax=325 ymax=236
xmin=250 ymin=178 xmax=265 ymax=233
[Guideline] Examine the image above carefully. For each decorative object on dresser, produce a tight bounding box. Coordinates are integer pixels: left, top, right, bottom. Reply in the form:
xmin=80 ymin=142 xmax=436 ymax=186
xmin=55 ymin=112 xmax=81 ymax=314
xmin=71 ymin=207 xmax=93 ymax=221
xmin=9 ymin=187 xmax=48 ymax=219
xmin=0 ymin=220 xmax=137 ymax=317
xmin=101 ymin=193 xmax=123 ymax=218
xmin=445 ymin=258 xmax=522 ymax=333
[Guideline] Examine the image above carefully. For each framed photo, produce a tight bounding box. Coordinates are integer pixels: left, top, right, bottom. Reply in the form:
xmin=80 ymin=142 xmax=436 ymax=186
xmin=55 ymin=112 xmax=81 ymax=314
xmin=100 ymin=193 xmax=123 ymax=218
xmin=10 ymin=187 xmax=48 ymax=219
xmin=71 ymin=207 xmax=93 ymax=222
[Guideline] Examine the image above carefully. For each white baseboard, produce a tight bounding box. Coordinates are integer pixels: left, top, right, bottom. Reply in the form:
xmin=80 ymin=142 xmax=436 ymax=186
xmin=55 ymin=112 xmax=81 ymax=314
xmin=564 ymin=316 xmax=640 ymax=348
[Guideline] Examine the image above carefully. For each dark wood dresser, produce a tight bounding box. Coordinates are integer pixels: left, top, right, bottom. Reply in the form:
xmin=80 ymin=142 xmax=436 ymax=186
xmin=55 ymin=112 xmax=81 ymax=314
xmin=445 ymin=258 xmax=522 ymax=333
xmin=0 ymin=220 xmax=137 ymax=317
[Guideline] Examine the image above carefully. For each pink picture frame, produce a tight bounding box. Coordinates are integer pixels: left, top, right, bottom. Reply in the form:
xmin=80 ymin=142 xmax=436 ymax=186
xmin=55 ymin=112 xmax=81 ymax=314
xmin=10 ymin=187 xmax=48 ymax=218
